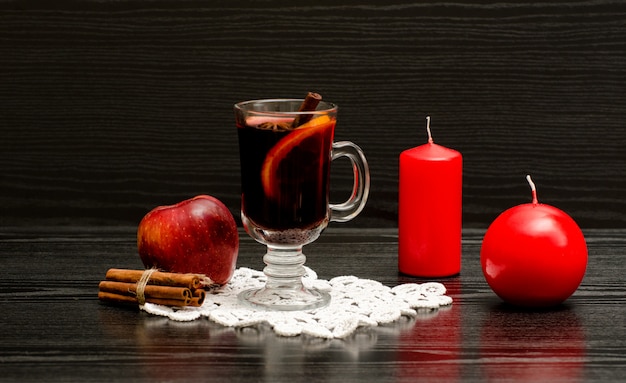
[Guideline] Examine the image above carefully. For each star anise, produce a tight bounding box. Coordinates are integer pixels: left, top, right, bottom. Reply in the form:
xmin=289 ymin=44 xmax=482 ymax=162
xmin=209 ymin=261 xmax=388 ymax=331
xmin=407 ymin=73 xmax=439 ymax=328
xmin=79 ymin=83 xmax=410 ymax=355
xmin=257 ymin=121 xmax=294 ymax=132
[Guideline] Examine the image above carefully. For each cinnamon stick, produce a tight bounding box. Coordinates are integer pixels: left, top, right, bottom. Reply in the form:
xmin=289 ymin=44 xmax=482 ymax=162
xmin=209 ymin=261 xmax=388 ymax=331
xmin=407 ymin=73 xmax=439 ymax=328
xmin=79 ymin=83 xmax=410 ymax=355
xmin=291 ymin=92 xmax=322 ymax=128
xmin=98 ymin=280 xmax=192 ymax=302
xmin=189 ymin=289 xmax=206 ymax=307
xmin=98 ymin=291 xmax=192 ymax=308
xmin=105 ymin=268 xmax=206 ymax=289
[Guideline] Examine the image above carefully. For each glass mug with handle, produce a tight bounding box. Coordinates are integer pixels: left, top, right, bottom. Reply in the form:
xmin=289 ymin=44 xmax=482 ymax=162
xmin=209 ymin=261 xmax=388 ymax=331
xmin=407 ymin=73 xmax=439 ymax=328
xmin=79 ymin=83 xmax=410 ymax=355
xmin=234 ymin=96 xmax=370 ymax=311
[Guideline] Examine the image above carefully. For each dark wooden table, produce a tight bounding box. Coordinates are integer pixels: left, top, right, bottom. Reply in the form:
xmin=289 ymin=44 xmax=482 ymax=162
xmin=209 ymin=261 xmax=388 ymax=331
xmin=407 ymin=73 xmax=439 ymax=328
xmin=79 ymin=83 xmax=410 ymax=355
xmin=1 ymin=226 xmax=625 ymax=382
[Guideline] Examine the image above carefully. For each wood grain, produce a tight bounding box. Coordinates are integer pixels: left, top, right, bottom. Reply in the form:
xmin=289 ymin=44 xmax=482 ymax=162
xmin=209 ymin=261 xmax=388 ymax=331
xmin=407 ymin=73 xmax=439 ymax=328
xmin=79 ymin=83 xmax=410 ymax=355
xmin=0 ymin=226 xmax=625 ymax=382
xmin=1 ymin=1 xmax=625 ymax=228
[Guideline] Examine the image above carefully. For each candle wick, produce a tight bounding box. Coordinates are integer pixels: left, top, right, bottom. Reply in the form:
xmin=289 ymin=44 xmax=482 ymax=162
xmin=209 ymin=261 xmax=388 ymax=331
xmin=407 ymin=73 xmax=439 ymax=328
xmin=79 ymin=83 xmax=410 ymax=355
xmin=426 ymin=116 xmax=433 ymax=144
xmin=526 ymin=174 xmax=539 ymax=205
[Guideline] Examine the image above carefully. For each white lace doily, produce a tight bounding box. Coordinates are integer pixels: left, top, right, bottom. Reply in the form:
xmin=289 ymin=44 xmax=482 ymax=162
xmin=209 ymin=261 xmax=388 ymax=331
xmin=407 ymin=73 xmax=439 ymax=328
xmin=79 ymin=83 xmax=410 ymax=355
xmin=141 ymin=267 xmax=452 ymax=339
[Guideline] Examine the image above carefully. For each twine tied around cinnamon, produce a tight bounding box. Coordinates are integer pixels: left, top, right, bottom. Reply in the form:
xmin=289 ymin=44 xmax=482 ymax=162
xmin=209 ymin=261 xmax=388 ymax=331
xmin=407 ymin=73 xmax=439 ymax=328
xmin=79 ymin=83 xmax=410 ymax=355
xmin=135 ymin=267 xmax=158 ymax=306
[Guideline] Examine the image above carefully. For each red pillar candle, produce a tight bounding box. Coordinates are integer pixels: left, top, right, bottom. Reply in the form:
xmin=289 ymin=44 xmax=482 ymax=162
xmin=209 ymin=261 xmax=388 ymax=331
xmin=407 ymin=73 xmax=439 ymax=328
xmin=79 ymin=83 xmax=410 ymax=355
xmin=398 ymin=117 xmax=462 ymax=277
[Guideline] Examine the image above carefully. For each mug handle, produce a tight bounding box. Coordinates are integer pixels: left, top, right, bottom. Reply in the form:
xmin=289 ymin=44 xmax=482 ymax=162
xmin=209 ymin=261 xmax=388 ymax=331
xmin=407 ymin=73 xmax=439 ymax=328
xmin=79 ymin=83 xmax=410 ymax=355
xmin=329 ymin=141 xmax=370 ymax=223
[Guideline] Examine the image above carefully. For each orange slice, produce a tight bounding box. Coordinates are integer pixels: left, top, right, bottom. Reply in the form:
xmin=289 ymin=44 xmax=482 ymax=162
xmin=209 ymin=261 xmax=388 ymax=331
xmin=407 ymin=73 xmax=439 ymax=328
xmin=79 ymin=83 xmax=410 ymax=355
xmin=261 ymin=115 xmax=335 ymax=201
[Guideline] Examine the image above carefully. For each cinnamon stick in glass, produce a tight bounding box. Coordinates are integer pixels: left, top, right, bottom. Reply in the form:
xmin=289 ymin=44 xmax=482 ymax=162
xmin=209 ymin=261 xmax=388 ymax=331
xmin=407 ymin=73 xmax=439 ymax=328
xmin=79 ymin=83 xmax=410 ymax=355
xmin=291 ymin=92 xmax=322 ymax=128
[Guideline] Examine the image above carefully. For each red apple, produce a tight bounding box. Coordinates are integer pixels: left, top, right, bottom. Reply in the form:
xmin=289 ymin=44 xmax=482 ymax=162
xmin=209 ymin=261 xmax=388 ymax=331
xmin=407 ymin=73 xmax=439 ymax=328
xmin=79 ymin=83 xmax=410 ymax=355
xmin=137 ymin=195 xmax=239 ymax=285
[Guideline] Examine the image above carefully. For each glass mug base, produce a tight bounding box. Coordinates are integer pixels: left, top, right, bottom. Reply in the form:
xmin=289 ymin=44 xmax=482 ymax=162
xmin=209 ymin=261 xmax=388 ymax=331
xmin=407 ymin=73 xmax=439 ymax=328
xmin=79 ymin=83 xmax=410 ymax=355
xmin=237 ymin=245 xmax=331 ymax=311
xmin=238 ymin=286 xmax=331 ymax=311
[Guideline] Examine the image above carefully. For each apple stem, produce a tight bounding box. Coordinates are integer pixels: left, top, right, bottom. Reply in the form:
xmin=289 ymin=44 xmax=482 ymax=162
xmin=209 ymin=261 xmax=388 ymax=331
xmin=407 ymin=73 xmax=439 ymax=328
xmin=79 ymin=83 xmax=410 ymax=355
xmin=526 ymin=174 xmax=539 ymax=205
xmin=426 ymin=116 xmax=433 ymax=144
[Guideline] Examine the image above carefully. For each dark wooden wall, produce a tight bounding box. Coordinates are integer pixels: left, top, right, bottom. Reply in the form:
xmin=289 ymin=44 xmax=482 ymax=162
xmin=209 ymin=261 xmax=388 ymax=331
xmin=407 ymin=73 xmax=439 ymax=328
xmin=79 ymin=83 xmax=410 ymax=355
xmin=2 ymin=1 xmax=625 ymax=229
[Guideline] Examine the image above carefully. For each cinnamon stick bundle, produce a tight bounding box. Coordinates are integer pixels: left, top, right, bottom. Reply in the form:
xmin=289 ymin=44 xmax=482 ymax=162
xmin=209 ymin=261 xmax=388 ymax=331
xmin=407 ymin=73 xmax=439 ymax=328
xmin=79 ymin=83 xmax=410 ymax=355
xmin=98 ymin=268 xmax=207 ymax=308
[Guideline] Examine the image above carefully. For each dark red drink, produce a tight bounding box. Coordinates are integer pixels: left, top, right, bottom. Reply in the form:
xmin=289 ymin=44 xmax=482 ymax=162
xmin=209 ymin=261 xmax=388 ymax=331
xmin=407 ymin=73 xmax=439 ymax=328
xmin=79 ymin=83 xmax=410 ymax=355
xmin=234 ymin=98 xmax=368 ymax=311
xmin=237 ymin=115 xmax=335 ymax=232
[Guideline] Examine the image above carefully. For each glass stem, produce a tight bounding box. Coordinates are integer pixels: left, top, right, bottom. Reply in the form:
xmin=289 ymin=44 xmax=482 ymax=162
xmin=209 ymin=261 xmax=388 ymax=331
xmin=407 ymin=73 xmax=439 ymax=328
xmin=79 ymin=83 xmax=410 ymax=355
xmin=263 ymin=246 xmax=306 ymax=290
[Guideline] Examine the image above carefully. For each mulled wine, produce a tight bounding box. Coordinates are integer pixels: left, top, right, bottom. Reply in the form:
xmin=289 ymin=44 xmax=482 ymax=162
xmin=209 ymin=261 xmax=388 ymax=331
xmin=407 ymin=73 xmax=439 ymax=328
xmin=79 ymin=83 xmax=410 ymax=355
xmin=234 ymin=96 xmax=369 ymax=310
xmin=237 ymin=115 xmax=336 ymax=233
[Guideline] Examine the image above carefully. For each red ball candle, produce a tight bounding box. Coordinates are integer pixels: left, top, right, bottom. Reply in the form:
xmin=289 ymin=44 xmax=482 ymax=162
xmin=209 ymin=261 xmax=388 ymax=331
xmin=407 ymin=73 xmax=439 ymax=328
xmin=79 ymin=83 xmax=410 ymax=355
xmin=480 ymin=175 xmax=588 ymax=307
xmin=398 ymin=117 xmax=463 ymax=277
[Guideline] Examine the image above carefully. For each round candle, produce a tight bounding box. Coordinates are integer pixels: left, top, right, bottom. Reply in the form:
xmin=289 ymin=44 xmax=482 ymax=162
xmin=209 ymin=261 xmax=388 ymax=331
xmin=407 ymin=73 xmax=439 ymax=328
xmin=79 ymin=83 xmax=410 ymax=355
xmin=398 ymin=117 xmax=462 ymax=277
xmin=480 ymin=175 xmax=588 ymax=307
